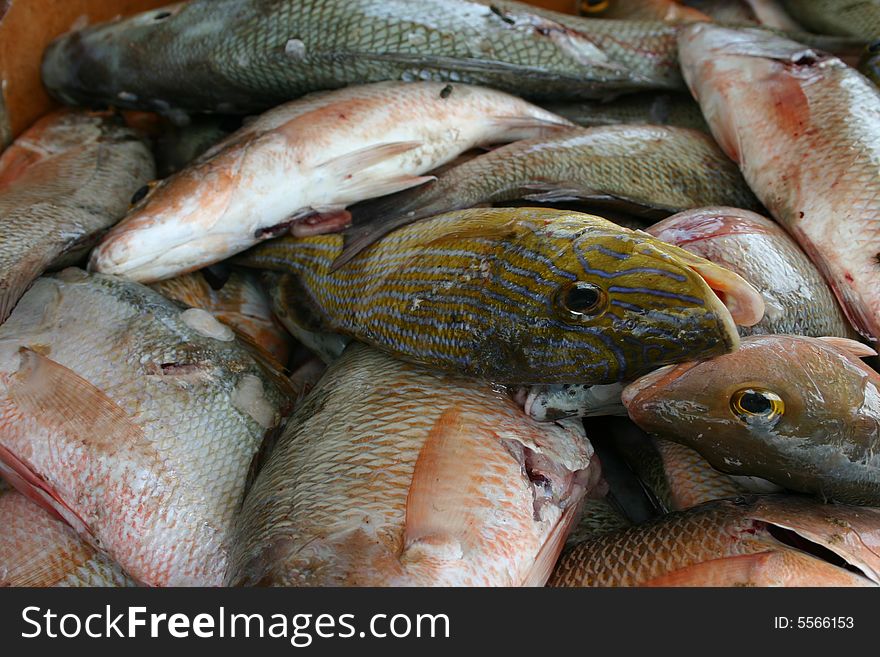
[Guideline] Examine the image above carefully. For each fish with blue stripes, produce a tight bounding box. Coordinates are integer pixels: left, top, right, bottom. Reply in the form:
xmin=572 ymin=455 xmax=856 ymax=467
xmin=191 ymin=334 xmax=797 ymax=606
xmin=238 ymin=207 xmax=764 ymax=384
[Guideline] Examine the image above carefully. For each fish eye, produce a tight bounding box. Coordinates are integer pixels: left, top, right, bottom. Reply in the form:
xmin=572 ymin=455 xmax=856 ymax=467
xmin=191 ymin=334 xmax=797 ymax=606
xmin=730 ymin=388 xmax=784 ymax=421
xmin=556 ymin=282 xmax=607 ymax=320
xmin=580 ymin=0 xmax=609 ymax=13
xmin=130 ymin=181 xmax=157 ymax=206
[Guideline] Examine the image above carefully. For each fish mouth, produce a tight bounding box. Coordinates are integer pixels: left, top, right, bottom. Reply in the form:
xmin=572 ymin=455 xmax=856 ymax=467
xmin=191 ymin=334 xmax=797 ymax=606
xmin=684 ymin=255 xmax=765 ymax=329
xmin=620 ymin=361 xmax=701 ymax=410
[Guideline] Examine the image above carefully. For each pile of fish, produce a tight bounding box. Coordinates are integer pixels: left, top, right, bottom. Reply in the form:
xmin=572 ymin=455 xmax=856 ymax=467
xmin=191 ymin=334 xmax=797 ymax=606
xmin=1 ymin=0 xmax=880 ymax=587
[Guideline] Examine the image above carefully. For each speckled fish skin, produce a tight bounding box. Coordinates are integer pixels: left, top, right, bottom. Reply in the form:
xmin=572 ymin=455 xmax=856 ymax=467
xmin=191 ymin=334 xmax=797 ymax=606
xmin=338 ymin=125 xmax=759 ymax=267
xmin=0 ymin=489 xmax=136 ymax=587
xmin=549 ymin=496 xmax=880 ymax=586
xmin=239 ymin=207 xmax=762 ymax=385
xmin=679 ymin=25 xmax=880 ymax=342
xmin=781 ymin=0 xmax=880 ymax=39
xmin=0 ymin=110 xmax=154 ymax=323
xmin=648 ymin=208 xmax=856 ymax=338
xmin=522 ymin=382 xmax=627 ymax=421
xmin=88 ymin=81 xmax=571 ymax=283
xmin=0 ymin=269 xmax=292 ymax=586
xmin=623 ymin=334 xmax=880 ymax=505
xmin=151 ymin=269 xmax=292 ymax=365
xmin=543 ymin=92 xmax=708 ymax=131
xmin=229 ymin=344 xmax=598 ymax=586
xmin=41 ymin=0 xmax=693 ymax=117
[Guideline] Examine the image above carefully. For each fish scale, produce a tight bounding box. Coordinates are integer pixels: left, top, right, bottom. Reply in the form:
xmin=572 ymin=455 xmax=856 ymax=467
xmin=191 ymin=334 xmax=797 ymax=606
xmin=241 ymin=207 xmax=754 ymax=384
xmin=228 ymin=344 xmax=596 ymax=586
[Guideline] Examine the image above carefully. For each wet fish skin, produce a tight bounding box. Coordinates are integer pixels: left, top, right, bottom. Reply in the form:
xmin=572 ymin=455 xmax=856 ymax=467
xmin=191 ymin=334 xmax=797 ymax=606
xmin=623 ymin=334 xmax=880 ymax=505
xmin=781 ymin=0 xmax=880 ymax=40
xmin=0 ymin=269 xmax=292 ymax=586
xmin=151 ymin=269 xmax=293 ymax=365
xmin=648 ymin=207 xmax=856 ymax=338
xmin=337 ymin=125 xmax=759 ymax=268
xmin=523 ymin=382 xmax=627 ymax=421
xmin=240 ymin=207 xmax=760 ymax=385
xmin=565 ymin=496 xmax=631 ymax=549
xmin=550 ymin=496 xmax=879 ymax=586
xmin=0 ymin=110 xmax=154 ymax=323
xmin=0 ymin=489 xmax=135 ymax=587
xmin=41 ymin=0 xmax=692 ymax=117
xmin=89 ymin=81 xmax=571 ymax=283
xmin=679 ymin=24 xmax=880 ymax=341
xmin=543 ymin=92 xmax=709 ymax=131
xmin=229 ymin=344 xmax=598 ymax=586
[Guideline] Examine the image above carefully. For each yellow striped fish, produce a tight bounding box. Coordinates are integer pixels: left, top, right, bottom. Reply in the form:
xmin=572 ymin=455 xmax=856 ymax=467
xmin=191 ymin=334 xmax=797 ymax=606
xmin=239 ymin=207 xmax=763 ymax=384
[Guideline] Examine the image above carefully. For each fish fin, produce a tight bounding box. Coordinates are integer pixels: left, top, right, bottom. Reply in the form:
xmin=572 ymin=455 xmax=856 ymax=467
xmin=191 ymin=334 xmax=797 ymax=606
xmin=487 ymin=115 xmax=572 ymax=133
xmin=817 ymin=337 xmax=877 ymax=359
xmin=317 ymin=140 xmax=422 ymax=173
xmin=520 ymin=500 xmax=582 ymax=587
xmin=6 ymin=348 xmax=148 ymax=456
xmin=403 ymin=408 xmax=478 ymax=559
xmin=640 ymin=552 xmax=778 ymax=587
xmin=0 ymin=443 xmax=91 ymax=537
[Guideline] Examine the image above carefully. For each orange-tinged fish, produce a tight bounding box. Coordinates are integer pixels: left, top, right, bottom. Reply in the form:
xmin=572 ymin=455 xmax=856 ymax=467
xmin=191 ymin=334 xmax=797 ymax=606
xmin=550 ymin=496 xmax=880 ymax=586
xmin=228 ymin=344 xmax=600 ymax=586
xmin=151 ymin=270 xmax=292 ymax=365
xmin=89 ymin=81 xmax=571 ymax=282
xmin=582 ymin=0 xmax=710 ymax=22
xmin=0 ymin=269 xmax=292 ymax=586
xmin=0 ymin=110 xmax=154 ymax=323
xmin=679 ymin=24 xmax=880 ymax=341
xmin=0 ymin=489 xmax=135 ymax=587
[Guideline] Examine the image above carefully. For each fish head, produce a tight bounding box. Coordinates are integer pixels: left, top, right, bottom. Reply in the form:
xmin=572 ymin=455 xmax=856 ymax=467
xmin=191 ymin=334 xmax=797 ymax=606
xmin=483 ymin=212 xmax=762 ymax=383
xmin=622 ymin=334 xmax=880 ymax=485
xmin=88 ymin=150 xmax=247 ymax=283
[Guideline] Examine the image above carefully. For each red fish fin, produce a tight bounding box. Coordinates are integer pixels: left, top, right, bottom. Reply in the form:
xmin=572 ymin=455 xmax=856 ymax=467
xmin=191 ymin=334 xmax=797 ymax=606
xmin=0 ymin=443 xmax=90 ymax=537
xmin=403 ymin=408 xmax=477 ymax=558
xmin=817 ymin=337 xmax=877 ymax=359
xmin=521 ymin=500 xmax=582 ymax=587
xmin=641 ymin=552 xmax=777 ymax=587
xmin=7 ymin=348 xmax=147 ymax=455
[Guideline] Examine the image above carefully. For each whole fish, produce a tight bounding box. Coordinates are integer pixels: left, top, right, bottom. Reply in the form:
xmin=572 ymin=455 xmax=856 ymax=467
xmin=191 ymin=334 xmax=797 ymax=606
xmin=623 ymin=334 xmax=880 ymax=505
xmin=581 ymin=0 xmax=710 ymax=22
xmin=0 ymin=489 xmax=135 ymax=587
xmin=543 ymin=92 xmax=708 ymax=131
xmin=0 ymin=269 xmax=292 ymax=586
xmin=781 ymin=0 xmax=880 ymax=39
xmin=0 ymin=110 xmax=154 ymax=322
xmin=88 ymin=81 xmax=571 ymax=282
xmin=648 ymin=207 xmax=855 ymax=338
xmin=151 ymin=269 xmax=293 ymax=365
xmin=550 ymin=496 xmax=880 ymax=586
xmin=228 ymin=344 xmax=599 ymax=586
xmin=239 ymin=207 xmax=764 ymax=384
xmin=41 ymin=0 xmax=689 ymax=116
xmin=679 ymin=24 xmax=880 ymax=341
xmin=336 ymin=125 xmax=760 ymax=268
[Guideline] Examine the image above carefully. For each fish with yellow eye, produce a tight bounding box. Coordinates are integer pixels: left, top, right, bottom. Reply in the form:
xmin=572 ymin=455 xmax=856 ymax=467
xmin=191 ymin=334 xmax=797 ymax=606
xmin=622 ymin=334 xmax=880 ymax=506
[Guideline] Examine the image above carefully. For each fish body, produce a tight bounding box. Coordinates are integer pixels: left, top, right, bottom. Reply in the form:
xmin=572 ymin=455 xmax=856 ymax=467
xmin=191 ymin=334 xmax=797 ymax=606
xmin=679 ymin=24 xmax=880 ymax=341
xmin=781 ymin=0 xmax=880 ymax=39
xmin=41 ymin=0 xmax=693 ymax=116
xmin=151 ymin=269 xmax=292 ymax=365
xmin=648 ymin=207 xmax=855 ymax=338
xmin=0 ymin=490 xmax=135 ymax=587
xmin=338 ymin=125 xmax=759 ymax=267
xmin=0 ymin=269 xmax=292 ymax=586
xmin=565 ymin=496 xmax=631 ymax=549
xmin=229 ymin=344 xmax=599 ymax=586
xmin=543 ymin=92 xmax=708 ymax=131
xmin=623 ymin=334 xmax=880 ymax=505
xmin=88 ymin=81 xmax=570 ymax=282
xmin=550 ymin=496 xmax=880 ymax=586
xmin=240 ymin=207 xmax=761 ymax=384
xmin=0 ymin=110 xmax=154 ymax=322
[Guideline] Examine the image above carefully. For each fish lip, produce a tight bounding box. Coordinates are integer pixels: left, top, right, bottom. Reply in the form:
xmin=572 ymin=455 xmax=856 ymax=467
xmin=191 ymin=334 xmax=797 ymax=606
xmin=621 ymin=360 xmax=701 ymax=410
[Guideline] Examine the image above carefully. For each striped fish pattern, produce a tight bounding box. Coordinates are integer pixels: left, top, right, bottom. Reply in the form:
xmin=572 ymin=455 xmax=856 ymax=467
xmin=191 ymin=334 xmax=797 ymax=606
xmin=239 ymin=207 xmax=750 ymax=384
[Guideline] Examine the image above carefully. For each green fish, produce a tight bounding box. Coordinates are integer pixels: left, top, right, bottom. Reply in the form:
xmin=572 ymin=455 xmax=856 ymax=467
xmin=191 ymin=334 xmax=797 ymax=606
xmin=238 ymin=207 xmax=763 ymax=384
